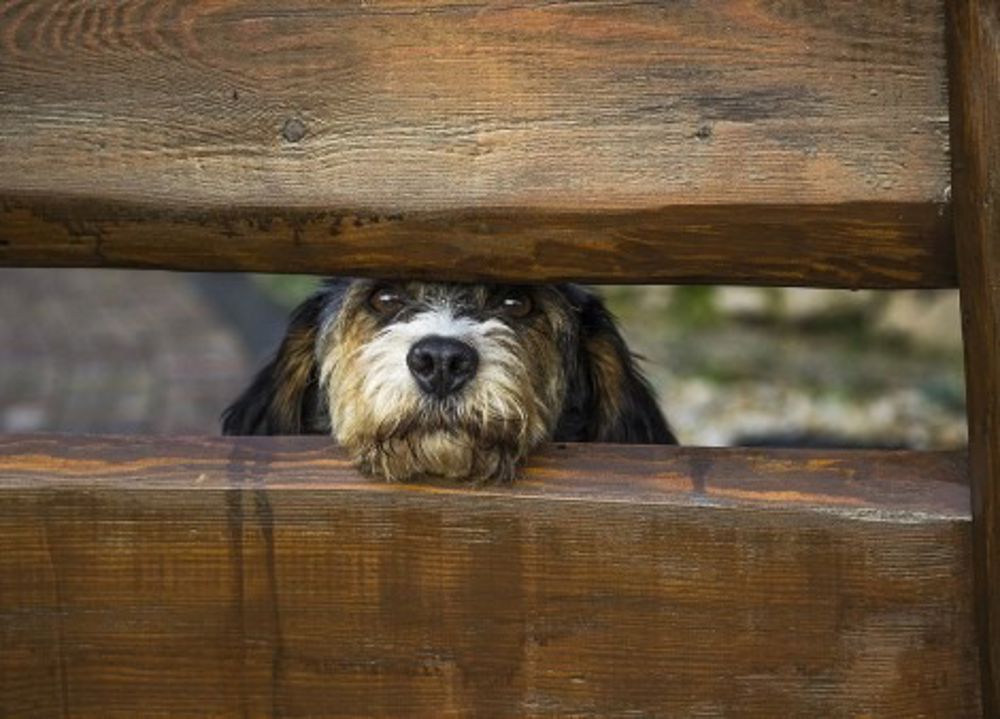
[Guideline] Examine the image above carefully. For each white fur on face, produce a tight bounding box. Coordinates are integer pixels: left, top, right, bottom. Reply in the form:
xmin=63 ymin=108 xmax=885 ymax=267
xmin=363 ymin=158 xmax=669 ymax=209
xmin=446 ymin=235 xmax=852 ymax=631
xmin=320 ymin=303 xmax=546 ymax=480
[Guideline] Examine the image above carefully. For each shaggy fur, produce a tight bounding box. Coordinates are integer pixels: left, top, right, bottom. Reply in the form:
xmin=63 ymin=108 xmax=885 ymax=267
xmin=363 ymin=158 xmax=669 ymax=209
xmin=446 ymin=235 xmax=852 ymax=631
xmin=223 ymin=280 xmax=675 ymax=482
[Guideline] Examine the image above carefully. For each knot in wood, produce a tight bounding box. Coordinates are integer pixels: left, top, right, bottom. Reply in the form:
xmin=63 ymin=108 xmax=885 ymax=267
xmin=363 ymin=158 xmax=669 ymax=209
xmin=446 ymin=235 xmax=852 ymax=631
xmin=281 ymin=117 xmax=307 ymax=144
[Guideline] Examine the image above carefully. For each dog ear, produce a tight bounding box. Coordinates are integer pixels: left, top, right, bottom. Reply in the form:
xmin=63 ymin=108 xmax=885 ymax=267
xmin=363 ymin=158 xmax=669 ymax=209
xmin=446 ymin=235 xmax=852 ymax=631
xmin=555 ymin=285 xmax=677 ymax=444
xmin=222 ymin=289 xmax=331 ymax=436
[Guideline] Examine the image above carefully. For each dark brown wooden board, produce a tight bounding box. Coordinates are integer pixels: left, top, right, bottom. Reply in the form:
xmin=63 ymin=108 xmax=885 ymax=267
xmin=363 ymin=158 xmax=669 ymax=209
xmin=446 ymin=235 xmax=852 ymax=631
xmin=0 ymin=196 xmax=955 ymax=287
xmin=0 ymin=436 xmax=980 ymax=717
xmin=947 ymin=0 xmax=1000 ymax=716
xmin=0 ymin=0 xmax=954 ymax=287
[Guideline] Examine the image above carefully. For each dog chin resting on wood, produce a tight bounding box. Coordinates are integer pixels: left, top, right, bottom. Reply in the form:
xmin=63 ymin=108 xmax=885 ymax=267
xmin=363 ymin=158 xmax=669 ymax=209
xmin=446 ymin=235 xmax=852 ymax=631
xmin=223 ymin=280 xmax=676 ymax=482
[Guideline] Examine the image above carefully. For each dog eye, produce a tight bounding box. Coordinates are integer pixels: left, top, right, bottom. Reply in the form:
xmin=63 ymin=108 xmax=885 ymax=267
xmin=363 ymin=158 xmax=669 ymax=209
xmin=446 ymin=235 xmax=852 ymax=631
xmin=369 ymin=287 xmax=406 ymax=315
xmin=498 ymin=291 xmax=532 ymax=318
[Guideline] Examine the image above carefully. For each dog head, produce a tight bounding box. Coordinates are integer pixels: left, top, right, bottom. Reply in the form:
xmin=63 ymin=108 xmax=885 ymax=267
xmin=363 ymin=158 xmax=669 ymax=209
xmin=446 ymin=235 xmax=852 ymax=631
xmin=223 ymin=280 xmax=674 ymax=481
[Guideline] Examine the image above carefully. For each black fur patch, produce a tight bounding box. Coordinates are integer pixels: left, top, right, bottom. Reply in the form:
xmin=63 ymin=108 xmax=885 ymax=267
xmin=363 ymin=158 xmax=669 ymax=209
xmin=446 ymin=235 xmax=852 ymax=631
xmin=552 ymin=285 xmax=676 ymax=444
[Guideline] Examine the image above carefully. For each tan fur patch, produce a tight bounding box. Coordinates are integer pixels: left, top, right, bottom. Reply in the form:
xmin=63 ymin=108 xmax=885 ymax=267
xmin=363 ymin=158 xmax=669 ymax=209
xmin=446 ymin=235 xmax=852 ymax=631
xmin=271 ymin=326 xmax=318 ymax=431
xmin=585 ymin=334 xmax=627 ymax=439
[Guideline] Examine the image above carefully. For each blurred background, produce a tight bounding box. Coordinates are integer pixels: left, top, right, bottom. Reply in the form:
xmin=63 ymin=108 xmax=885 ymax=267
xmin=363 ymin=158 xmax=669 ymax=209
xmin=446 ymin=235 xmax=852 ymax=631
xmin=0 ymin=269 xmax=966 ymax=449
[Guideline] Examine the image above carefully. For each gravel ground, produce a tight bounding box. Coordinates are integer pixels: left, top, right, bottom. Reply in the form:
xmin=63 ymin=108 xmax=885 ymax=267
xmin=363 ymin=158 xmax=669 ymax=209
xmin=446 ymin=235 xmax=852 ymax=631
xmin=603 ymin=286 xmax=966 ymax=449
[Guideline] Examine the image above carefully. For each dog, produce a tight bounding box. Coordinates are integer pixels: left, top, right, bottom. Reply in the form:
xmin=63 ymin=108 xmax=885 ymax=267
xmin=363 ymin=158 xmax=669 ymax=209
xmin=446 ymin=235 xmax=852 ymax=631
xmin=223 ymin=280 xmax=675 ymax=482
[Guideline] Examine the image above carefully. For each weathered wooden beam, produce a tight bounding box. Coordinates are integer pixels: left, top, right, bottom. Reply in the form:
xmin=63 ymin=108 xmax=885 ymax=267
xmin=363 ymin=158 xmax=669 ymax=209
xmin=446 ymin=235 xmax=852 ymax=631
xmin=0 ymin=1 xmax=954 ymax=287
xmin=947 ymin=0 xmax=1000 ymax=715
xmin=0 ymin=197 xmax=954 ymax=287
xmin=0 ymin=436 xmax=980 ymax=717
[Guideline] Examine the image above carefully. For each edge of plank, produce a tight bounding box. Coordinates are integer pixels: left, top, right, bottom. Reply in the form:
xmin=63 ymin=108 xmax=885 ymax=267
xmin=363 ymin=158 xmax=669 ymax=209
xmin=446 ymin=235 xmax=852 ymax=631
xmin=0 ymin=435 xmax=970 ymax=522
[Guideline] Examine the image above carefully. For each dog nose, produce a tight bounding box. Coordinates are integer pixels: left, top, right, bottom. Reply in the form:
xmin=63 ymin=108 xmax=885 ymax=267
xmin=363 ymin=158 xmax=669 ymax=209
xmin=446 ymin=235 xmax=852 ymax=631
xmin=407 ymin=336 xmax=479 ymax=399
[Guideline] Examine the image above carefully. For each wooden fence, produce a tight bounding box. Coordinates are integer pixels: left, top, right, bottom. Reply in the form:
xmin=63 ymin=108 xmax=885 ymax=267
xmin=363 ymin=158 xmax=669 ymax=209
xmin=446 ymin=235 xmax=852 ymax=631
xmin=0 ymin=0 xmax=996 ymax=716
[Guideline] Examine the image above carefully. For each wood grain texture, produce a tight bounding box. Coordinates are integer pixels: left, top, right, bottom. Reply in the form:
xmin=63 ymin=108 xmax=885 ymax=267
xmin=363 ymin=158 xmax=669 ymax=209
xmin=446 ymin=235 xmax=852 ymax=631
xmin=947 ymin=0 xmax=1000 ymax=716
xmin=0 ymin=0 xmax=954 ymax=286
xmin=0 ymin=436 xmax=980 ymax=717
xmin=0 ymin=195 xmax=955 ymax=287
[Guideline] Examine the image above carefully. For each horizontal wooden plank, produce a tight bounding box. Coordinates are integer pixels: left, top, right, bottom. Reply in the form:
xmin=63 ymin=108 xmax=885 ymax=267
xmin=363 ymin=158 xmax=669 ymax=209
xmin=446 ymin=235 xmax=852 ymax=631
xmin=0 ymin=436 xmax=980 ymax=717
xmin=0 ymin=195 xmax=955 ymax=287
xmin=0 ymin=0 xmax=954 ymax=286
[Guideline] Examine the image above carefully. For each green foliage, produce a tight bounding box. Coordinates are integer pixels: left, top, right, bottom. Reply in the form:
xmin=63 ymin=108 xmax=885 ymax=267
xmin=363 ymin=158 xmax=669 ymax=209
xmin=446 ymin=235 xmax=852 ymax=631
xmin=252 ymin=275 xmax=320 ymax=309
xmin=668 ymin=287 xmax=721 ymax=328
